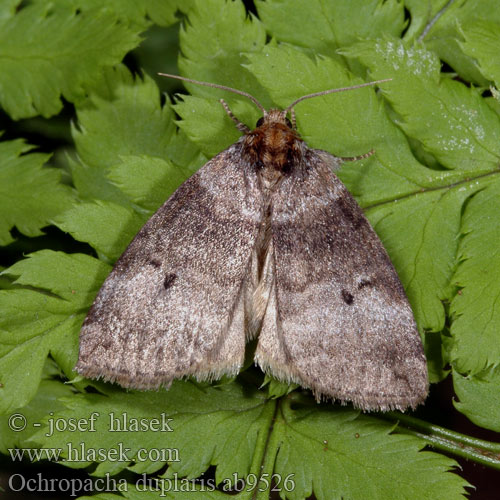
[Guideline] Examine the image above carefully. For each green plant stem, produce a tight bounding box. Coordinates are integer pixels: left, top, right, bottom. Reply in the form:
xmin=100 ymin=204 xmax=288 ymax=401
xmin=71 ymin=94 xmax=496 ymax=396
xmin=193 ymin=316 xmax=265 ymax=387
xmin=252 ymin=401 xmax=282 ymax=500
xmin=384 ymin=412 xmax=500 ymax=469
xmin=236 ymin=398 xmax=278 ymax=500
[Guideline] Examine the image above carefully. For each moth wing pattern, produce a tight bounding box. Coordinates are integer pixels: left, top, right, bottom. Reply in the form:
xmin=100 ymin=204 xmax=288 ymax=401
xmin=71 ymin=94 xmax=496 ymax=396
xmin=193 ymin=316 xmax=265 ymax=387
xmin=76 ymin=143 xmax=263 ymax=389
xmin=255 ymin=150 xmax=428 ymax=412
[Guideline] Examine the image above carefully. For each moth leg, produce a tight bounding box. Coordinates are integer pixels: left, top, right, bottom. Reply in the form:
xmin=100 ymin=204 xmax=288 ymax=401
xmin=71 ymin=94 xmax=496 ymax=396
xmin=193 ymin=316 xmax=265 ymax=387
xmin=312 ymin=148 xmax=375 ymax=173
xmin=340 ymin=149 xmax=375 ymax=162
xmin=220 ymin=99 xmax=251 ymax=133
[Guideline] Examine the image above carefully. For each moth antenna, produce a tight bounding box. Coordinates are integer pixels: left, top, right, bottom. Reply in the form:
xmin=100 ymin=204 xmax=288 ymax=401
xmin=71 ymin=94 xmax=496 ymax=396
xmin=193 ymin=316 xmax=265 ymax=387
xmin=290 ymin=107 xmax=297 ymax=129
xmin=158 ymin=73 xmax=267 ymax=114
xmin=284 ymin=78 xmax=392 ymax=114
xmin=220 ymin=99 xmax=251 ymax=133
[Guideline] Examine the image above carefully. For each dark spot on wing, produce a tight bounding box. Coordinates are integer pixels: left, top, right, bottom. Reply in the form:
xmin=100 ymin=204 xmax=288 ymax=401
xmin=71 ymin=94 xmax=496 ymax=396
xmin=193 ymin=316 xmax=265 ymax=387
xmin=164 ymin=273 xmax=177 ymax=289
xmin=149 ymin=259 xmax=162 ymax=268
xmin=341 ymin=289 xmax=354 ymax=305
xmin=357 ymin=278 xmax=374 ymax=289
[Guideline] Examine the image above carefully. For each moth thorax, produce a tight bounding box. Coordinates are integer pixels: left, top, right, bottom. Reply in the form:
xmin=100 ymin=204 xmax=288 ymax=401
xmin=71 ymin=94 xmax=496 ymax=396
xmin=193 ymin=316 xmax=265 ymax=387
xmin=245 ymin=119 xmax=303 ymax=175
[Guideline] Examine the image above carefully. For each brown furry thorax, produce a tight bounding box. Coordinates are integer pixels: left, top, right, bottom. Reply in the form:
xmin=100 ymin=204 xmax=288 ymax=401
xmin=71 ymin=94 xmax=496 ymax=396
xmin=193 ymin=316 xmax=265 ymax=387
xmin=243 ymin=109 xmax=304 ymax=173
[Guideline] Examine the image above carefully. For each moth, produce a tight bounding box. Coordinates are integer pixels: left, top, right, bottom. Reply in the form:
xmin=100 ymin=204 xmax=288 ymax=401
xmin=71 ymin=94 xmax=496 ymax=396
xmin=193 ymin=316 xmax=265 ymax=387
xmin=76 ymin=74 xmax=428 ymax=412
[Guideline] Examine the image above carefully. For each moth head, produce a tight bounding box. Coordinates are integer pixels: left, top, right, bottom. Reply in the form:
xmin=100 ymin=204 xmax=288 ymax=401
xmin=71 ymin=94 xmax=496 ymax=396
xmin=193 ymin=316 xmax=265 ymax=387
xmin=255 ymin=111 xmax=293 ymax=130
